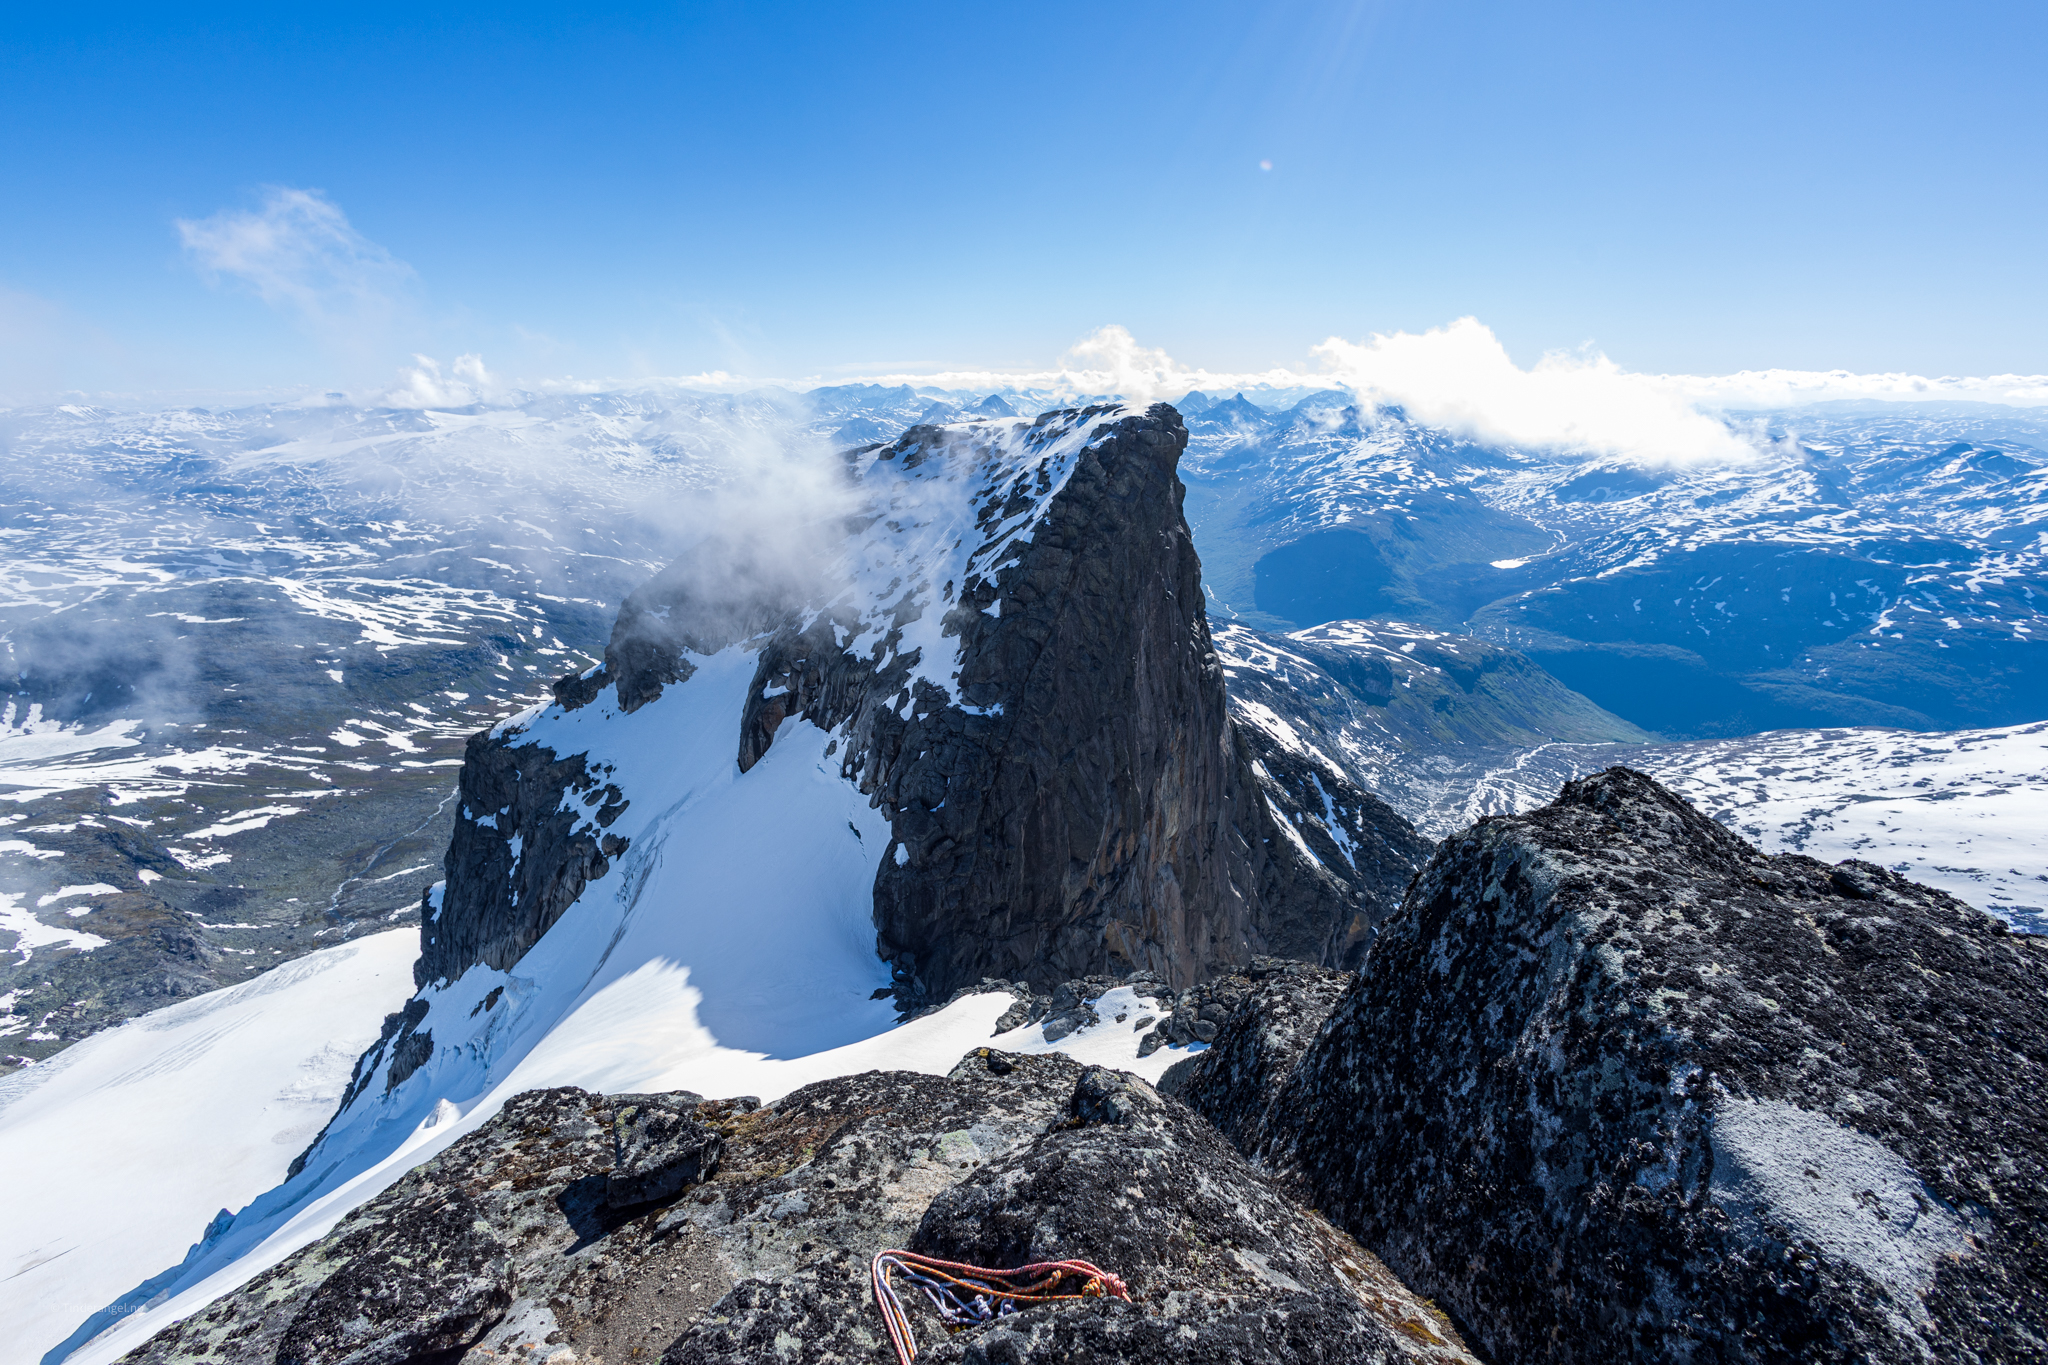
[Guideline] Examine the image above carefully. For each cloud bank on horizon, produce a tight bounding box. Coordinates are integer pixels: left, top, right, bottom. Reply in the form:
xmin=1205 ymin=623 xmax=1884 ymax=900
xmin=162 ymin=187 xmax=2048 ymax=466
xmin=432 ymin=319 xmax=2048 ymax=467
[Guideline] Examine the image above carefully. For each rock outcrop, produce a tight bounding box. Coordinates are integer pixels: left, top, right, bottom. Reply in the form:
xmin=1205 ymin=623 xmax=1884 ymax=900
xmin=123 ymin=1059 xmax=1479 ymax=1365
xmin=1157 ymin=959 xmax=1352 ymax=1156
xmin=417 ymin=737 xmax=628 ymax=988
xmin=1192 ymin=767 xmax=2048 ymax=1365
xmin=418 ymin=406 xmax=1427 ymax=1006
xmin=608 ymin=1093 xmax=721 ymax=1208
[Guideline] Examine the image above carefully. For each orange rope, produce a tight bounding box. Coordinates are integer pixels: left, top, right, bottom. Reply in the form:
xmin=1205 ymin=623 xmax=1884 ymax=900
xmin=870 ymin=1249 xmax=1131 ymax=1364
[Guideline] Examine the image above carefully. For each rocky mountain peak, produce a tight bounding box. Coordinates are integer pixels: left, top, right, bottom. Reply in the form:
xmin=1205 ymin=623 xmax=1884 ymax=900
xmin=1174 ymin=765 xmax=2048 ymax=1364
xmin=385 ymin=401 xmax=1424 ymax=1111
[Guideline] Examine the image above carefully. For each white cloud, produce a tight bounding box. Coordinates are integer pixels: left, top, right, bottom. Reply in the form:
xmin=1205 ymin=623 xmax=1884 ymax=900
xmin=381 ymin=353 xmax=498 ymax=408
xmin=1055 ymin=325 xmax=1190 ymax=401
xmin=177 ymin=188 xmax=414 ymax=341
xmin=234 ymin=317 xmax=2048 ymax=455
xmin=799 ymin=325 xmax=1322 ymax=405
xmin=1314 ymin=318 xmax=1760 ymax=464
xmin=815 ymin=323 xmax=2048 ymax=468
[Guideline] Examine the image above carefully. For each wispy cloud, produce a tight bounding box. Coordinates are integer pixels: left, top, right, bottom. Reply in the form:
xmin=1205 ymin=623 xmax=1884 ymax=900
xmin=1314 ymin=319 xmax=1759 ymax=464
xmin=1667 ymin=367 xmax=2048 ymax=409
xmin=177 ymin=188 xmax=415 ymax=344
xmin=381 ymin=353 xmax=497 ymax=408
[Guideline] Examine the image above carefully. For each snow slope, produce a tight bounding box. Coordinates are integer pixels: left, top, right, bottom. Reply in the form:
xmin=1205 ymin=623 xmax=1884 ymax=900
xmin=1632 ymin=721 xmax=2048 ymax=933
xmin=1 ymin=928 xmax=417 ymax=1365
xmin=1409 ymin=723 xmax=2048 ymax=933
xmin=44 ymin=405 xmax=1211 ymax=1365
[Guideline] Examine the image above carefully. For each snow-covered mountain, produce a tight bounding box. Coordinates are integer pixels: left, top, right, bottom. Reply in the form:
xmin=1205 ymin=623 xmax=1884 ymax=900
xmin=0 ymin=384 xmax=993 ymax=1069
xmin=1217 ymin=620 xmax=2047 ymax=931
xmin=16 ymin=401 xmax=1428 ymax=1365
xmin=1181 ymin=395 xmax=2048 ymax=737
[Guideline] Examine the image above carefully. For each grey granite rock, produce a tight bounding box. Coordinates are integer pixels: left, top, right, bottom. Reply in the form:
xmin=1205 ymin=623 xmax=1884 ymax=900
xmin=126 ymin=1060 xmax=1476 ymax=1365
xmin=1262 ymin=766 xmax=2048 ymax=1365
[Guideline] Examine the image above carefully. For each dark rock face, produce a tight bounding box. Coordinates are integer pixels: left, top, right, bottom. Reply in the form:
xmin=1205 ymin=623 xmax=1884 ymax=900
xmin=1159 ymin=960 xmax=1351 ymax=1157
xmin=1251 ymin=767 xmax=2048 ymax=1365
xmin=609 ymin=1094 xmax=722 ymax=1208
xmin=418 ymin=406 xmax=1427 ymax=1007
xmin=416 ymin=734 xmax=628 ymax=988
xmin=851 ymin=408 xmax=1358 ymax=997
xmin=127 ymin=1061 xmax=1477 ymax=1365
xmin=1231 ymin=716 xmax=1435 ymax=968
xmin=723 ymin=407 xmax=1376 ymax=999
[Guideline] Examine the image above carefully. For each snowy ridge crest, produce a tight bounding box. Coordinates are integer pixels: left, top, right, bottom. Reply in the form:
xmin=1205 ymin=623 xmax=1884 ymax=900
xmin=816 ymin=402 xmax=1131 ymax=717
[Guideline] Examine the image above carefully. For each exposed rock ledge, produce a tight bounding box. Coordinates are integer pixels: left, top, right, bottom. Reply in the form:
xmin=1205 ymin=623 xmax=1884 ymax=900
xmin=1172 ymin=767 xmax=2048 ymax=1365
xmin=121 ymin=1056 xmax=1479 ymax=1365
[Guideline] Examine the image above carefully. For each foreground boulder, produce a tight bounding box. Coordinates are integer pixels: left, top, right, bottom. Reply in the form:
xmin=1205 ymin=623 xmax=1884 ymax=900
xmin=607 ymin=1092 xmax=720 ymax=1208
xmin=122 ymin=1055 xmax=1478 ymax=1365
xmin=1238 ymin=767 xmax=2048 ymax=1364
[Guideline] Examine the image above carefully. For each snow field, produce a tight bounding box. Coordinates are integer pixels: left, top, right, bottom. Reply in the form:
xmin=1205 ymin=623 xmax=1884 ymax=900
xmin=1641 ymin=721 xmax=2048 ymax=931
xmin=0 ymin=929 xmax=418 ymax=1365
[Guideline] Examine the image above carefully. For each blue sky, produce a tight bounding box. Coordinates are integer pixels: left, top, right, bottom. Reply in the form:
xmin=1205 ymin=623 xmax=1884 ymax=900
xmin=3 ymin=1 xmax=2044 ymax=400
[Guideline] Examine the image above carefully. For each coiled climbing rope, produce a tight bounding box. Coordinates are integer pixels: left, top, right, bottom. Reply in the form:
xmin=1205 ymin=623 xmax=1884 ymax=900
xmin=869 ymin=1249 xmax=1132 ymax=1364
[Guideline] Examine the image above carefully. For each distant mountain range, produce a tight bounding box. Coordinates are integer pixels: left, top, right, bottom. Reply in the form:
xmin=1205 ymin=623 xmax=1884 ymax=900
xmin=1176 ymin=392 xmax=2048 ymax=736
xmin=2 ymin=387 xmax=2043 ymax=1075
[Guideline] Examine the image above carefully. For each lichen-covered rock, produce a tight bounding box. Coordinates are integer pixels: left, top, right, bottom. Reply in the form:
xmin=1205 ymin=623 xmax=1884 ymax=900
xmin=1266 ymin=766 xmax=2048 ymax=1365
xmin=945 ymin=1293 xmax=1451 ymax=1365
xmin=1160 ymin=960 xmax=1351 ymax=1156
xmin=123 ymin=1086 xmax=608 ymax=1365
xmin=609 ymin=1093 xmax=720 ymax=1208
xmin=126 ymin=1058 xmax=1475 ymax=1365
xmin=670 ymin=1053 xmax=1475 ymax=1365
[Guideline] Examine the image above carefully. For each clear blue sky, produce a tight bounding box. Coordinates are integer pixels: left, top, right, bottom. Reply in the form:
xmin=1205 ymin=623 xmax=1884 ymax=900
xmin=3 ymin=1 xmax=2043 ymax=398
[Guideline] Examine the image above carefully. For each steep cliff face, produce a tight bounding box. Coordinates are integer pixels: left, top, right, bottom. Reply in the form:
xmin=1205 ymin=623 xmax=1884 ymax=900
xmin=419 ymin=404 xmax=1414 ymax=1009
xmin=1238 ymin=768 xmax=2048 ymax=1365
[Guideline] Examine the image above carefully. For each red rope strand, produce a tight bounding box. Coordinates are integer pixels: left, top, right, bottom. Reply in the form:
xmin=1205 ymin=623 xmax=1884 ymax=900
xmin=870 ymin=1249 xmax=1132 ymax=1364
